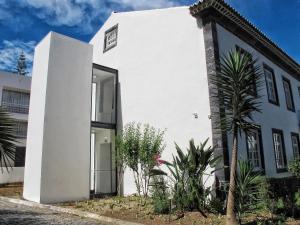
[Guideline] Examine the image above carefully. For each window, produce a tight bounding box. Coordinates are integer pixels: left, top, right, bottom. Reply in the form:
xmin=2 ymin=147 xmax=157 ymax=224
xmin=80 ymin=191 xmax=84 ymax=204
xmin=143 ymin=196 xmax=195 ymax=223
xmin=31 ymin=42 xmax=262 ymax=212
xmin=282 ymin=77 xmax=295 ymax=111
xmin=104 ymin=25 xmax=118 ymax=52
xmin=246 ymin=128 xmax=264 ymax=171
xmin=291 ymin=133 xmax=300 ymax=158
xmin=15 ymin=121 xmax=28 ymax=138
xmin=236 ymin=46 xmax=256 ymax=95
xmin=1 ymin=89 xmax=30 ymax=114
xmin=272 ymin=129 xmax=287 ymax=172
xmin=14 ymin=147 xmax=26 ymax=167
xmin=264 ymin=65 xmax=279 ymax=105
xmin=298 ymin=86 xmax=300 ymax=98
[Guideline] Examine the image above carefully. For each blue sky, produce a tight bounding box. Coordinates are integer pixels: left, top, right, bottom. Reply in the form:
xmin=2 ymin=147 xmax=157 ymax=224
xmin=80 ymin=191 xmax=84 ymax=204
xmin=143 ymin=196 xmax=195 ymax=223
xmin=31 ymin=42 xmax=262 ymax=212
xmin=0 ymin=0 xmax=299 ymax=75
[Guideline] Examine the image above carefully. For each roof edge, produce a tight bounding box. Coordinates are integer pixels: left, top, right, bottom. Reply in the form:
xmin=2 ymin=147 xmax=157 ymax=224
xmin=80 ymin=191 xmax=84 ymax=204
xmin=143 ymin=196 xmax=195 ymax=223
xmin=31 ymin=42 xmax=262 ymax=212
xmin=190 ymin=0 xmax=300 ymax=75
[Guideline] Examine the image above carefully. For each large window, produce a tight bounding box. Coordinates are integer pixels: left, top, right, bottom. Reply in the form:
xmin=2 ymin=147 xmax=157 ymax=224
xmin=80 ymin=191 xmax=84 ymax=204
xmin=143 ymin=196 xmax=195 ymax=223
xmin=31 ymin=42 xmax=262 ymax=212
xmin=104 ymin=25 xmax=118 ymax=52
xmin=282 ymin=77 xmax=295 ymax=111
xmin=264 ymin=65 xmax=279 ymax=105
xmin=14 ymin=147 xmax=26 ymax=167
xmin=92 ymin=65 xmax=117 ymax=125
xmin=1 ymin=89 xmax=30 ymax=114
xmin=246 ymin=128 xmax=264 ymax=171
xmin=272 ymin=129 xmax=287 ymax=172
xmin=291 ymin=133 xmax=300 ymax=158
xmin=15 ymin=121 xmax=28 ymax=138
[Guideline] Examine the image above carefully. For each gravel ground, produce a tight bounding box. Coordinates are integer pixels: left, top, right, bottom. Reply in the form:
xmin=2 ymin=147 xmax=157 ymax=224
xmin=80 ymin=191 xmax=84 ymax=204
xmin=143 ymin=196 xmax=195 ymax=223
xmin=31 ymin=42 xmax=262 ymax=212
xmin=0 ymin=200 xmax=107 ymax=225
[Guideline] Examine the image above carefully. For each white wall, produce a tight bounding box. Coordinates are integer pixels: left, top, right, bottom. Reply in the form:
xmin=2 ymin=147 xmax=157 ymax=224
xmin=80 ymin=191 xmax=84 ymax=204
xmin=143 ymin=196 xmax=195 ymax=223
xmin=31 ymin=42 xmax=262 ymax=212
xmin=90 ymin=7 xmax=213 ymax=195
xmin=23 ymin=32 xmax=93 ymax=203
xmin=216 ymin=24 xmax=300 ymax=178
xmin=0 ymin=71 xmax=31 ymax=184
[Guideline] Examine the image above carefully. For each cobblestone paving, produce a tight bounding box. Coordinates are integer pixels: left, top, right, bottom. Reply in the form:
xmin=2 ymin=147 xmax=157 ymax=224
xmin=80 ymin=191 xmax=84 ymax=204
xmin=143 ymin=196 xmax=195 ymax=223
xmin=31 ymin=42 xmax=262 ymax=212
xmin=0 ymin=200 xmax=107 ymax=225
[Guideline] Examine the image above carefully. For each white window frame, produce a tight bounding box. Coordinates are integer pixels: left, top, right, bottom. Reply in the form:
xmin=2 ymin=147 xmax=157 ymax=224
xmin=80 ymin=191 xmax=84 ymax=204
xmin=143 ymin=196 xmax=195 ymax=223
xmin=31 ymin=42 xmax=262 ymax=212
xmin=246 ymin=129 xmax=264 ymax=171
xmin=272 ymin=129 xmax=287 ymax=171
xmin=291 ymin=133 xmax=300 ymax=158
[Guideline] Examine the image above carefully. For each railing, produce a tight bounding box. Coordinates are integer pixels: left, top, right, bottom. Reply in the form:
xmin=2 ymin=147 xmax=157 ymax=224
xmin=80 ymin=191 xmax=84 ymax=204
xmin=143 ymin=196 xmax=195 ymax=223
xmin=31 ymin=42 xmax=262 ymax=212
xmin=2 ymin=102 xmax=29 ymax=114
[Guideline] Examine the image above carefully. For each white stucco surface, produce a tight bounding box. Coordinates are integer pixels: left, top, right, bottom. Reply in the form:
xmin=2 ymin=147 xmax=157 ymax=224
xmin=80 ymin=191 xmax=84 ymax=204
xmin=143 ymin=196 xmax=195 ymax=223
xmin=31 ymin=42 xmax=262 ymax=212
xmin=90 ymin=7 xmax=213 ymax=195
xmin=23 ymin=32 xmax=93 ymax=203
xmin=216 ymin=23 xmax=299 ymax=178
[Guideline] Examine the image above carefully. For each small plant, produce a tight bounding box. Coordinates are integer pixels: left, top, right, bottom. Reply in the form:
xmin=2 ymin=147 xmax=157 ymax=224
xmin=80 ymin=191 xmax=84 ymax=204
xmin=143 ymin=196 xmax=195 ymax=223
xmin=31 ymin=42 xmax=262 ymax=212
xmin=150 ymin=176 xmax=170 ymax=214
xmin=116 ymin=122 xmax=165 ymax=197
xmin=235 ymin=160 xmax=262 ymax=224
xmin=208 ymin=197 xmax=224 ymax=214
xmin=288 ymin=157 xmax=300 ymax=178
xmin=156 ymin=139 xmax=220 ymax=216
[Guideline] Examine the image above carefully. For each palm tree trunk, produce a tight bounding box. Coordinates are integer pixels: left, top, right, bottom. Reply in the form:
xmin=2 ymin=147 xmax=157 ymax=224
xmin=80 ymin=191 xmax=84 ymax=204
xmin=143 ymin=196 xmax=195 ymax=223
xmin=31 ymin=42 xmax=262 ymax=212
xmin=226 ymin=126 xmax=238 ymax=225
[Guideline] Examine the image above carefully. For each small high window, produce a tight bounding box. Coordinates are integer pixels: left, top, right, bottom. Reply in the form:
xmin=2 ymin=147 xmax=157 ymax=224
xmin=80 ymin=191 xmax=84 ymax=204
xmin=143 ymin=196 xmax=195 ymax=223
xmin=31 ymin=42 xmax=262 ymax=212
xmin=272 ymin=129 xmax=287 ymax=172
xmin=264 ymin=65 xmax=279 ymax=105
xmin=291 ymin=133 xmax=300 ymax=158
xmin=282 ymin=77 xmax=295 ymax=111
xmin=104 ymin=25 xmax=118 ymax=52
xmin=246 ymin=128 xmax=264 ymax=171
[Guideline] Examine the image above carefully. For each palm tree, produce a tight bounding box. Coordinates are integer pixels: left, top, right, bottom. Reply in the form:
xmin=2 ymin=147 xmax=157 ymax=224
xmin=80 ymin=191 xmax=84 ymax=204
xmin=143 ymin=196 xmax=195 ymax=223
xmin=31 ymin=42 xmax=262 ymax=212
xmin=214 ymin=50 xmax=262 ymax=225
xmin=0 ymin=106 xmax=18 ymax=172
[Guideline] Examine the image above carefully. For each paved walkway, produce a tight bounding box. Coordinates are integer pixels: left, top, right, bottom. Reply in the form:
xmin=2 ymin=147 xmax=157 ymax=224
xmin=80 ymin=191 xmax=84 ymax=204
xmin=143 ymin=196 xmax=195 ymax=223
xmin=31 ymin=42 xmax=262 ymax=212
xmin=0 ymin=200 xmax=107 ymax=225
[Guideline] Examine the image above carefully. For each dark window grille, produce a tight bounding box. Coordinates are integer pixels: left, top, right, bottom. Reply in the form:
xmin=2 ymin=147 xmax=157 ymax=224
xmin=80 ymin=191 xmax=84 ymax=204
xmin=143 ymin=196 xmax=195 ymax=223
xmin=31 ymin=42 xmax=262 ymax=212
xmin=1 ymin=89 xmax=30 ymax=114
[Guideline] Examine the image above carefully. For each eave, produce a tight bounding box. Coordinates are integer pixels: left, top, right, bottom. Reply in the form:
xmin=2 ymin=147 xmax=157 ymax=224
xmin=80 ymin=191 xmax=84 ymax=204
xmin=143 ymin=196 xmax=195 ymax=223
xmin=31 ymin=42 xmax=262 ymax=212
xmin=190 ymin=0 xmax=300 ymax=77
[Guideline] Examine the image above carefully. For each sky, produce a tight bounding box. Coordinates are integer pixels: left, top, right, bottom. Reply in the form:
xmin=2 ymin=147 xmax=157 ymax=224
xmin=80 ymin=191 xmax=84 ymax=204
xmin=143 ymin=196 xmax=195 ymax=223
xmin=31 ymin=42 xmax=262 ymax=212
xmin=0 ymin=0 xmax=299 ymax=75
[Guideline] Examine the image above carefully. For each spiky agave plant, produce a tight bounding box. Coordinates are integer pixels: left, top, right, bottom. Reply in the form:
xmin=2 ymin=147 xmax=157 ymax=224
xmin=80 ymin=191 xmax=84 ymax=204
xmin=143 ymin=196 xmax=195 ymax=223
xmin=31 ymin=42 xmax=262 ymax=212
xmin=0 ymin=107 xmax=18 ymax=172
xmin=213 ymin=50 xmax=263 ymax=225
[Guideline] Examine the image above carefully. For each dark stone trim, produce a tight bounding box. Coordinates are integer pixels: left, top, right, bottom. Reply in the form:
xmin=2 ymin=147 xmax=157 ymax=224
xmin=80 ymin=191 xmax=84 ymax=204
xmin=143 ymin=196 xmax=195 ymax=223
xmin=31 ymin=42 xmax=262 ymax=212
xmin=271 ymin=128 xmax=288 ymax=173
xmin=190 ymin=0 xmax=300 ymax=79
xmin=103 ymin=24 xmax=118 ymax=53
xmin=263 ymin=64 xmax=280 ymax=106
xmin=202 ymin=18 xmax=230 ymax=182
xmin=282 ymin=76 xmax=295 ymax=112
xmin=245 ymin=126 xmax=266 ymax=173
xmin=290 ymin=132 xmax=300 ymax=158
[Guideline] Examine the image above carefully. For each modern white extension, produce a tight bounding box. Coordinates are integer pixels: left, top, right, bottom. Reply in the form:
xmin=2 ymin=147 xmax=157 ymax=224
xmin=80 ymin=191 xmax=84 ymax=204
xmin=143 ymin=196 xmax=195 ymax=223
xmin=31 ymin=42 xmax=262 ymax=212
xmin=0 ymin=71 xmax=31 ymax=184
xmin=23 ymin=0 xmax=300 ymax=203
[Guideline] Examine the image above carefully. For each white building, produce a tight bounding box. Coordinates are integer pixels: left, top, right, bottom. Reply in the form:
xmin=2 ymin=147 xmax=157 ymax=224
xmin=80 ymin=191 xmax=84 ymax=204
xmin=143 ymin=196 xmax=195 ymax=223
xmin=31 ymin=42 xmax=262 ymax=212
xmin=23 ymin=0 xmax=300 ymax=203
xmin=0 ymin=71 xmax=31 ymax=184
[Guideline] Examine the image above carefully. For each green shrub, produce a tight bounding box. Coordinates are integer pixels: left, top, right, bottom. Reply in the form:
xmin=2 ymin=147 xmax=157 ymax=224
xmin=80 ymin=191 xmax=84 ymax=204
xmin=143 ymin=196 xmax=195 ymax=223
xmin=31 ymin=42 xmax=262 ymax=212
xmin=288 ymin=157 xmax=300 ymax=178
xmin=208 ymin=197 xmax=224 ymax=214
xmin=235 ymin=160 xmax=262 ymax=223
xmin=150 ymin=176 xmax=170 ymax=214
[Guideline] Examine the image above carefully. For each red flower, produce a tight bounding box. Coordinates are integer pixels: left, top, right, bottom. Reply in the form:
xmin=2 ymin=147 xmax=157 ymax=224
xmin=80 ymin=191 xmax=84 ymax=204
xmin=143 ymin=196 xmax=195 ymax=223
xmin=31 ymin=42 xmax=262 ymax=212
xmin=154 ymin=154 xmax=165 ymax=166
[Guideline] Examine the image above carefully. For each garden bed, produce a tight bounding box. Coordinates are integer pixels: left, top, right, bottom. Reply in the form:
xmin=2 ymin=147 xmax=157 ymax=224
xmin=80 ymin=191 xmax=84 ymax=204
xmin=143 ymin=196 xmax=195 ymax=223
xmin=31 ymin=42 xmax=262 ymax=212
xmin=59 ymin=196 xmax=300 ymax=225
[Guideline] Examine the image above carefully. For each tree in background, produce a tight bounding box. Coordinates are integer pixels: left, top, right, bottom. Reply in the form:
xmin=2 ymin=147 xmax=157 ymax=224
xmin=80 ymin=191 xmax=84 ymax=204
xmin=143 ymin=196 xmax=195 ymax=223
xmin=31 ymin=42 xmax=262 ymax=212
xmin=213 ymin=50 xmax=262 ymax=225
xmin=16 ymin=51 xmax=28 ymax=76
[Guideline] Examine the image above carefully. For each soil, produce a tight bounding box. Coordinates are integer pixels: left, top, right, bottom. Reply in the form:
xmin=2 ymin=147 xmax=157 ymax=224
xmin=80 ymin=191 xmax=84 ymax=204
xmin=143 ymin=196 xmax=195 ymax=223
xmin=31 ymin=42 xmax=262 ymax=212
xmin=0 ymin=183 xmax=23 ymax=198
xmin=59 ymin=196 xmax=300 ymax=225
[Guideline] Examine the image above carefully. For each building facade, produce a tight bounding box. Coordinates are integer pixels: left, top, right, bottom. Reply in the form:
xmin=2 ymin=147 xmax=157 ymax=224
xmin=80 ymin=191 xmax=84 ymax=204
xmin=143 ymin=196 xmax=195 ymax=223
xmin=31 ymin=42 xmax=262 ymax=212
xmin=23 ymin=0 xmax=300 ymax=203
xmin=0 ymin=71 xmax=31 ymax=184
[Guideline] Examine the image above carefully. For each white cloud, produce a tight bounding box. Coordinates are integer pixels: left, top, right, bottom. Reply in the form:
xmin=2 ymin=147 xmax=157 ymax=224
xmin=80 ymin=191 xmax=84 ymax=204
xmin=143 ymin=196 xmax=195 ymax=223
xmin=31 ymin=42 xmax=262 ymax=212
xmin=0 ymin=40 xmax=36 ymax=75
xmin=16 ymin=0 xmax=178 ymax=33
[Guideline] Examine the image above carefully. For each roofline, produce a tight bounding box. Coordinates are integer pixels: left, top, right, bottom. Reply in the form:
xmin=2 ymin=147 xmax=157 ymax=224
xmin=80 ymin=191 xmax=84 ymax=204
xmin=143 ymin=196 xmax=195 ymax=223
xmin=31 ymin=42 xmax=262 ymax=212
xmin=190 ymin=0 xmax=300 ymax=76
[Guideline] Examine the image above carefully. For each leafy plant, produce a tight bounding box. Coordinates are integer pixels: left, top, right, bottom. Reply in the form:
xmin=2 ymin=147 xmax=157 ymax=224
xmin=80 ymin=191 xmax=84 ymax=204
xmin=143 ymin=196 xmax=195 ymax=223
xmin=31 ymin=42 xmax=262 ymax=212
xmin=235 ymin=160 xmax=262 ymax=224
xmin=150 ymin=176 xmax=170 ymax=214
xmin=116 ymin=122 xmax=165 ymax=197
xmin=0 ymin=107 xmax=18 ymax=172
xmin=288 ymin=157 xmax=300 ymax=178
xmin=160 ymin=139 xmax=220 ymax=215
xmin=213 ymin=49 xmax=263 ymax=225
